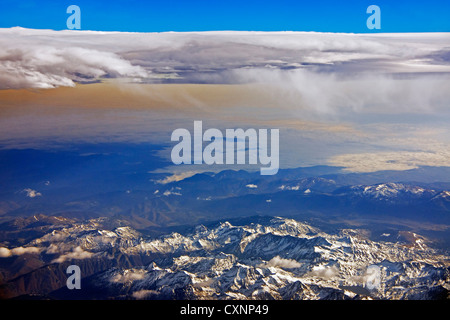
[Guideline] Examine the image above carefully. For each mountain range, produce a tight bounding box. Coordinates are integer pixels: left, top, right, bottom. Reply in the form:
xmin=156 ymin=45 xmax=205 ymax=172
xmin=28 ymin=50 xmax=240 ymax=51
xmin=0 ymin=215 xmax=448 ymax=300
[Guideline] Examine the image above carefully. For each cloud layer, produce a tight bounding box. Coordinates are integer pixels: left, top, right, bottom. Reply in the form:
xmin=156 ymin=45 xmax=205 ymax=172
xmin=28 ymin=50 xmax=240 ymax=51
xmin=1 ymin=28 xmax=450 ymax=91
xmin=0 ymin=28 xmax=149 ymax=89
xmin=0 ymin=28 xmax=449 ymax=172
xmin=1 ymin=28 xmax=449 ymax=119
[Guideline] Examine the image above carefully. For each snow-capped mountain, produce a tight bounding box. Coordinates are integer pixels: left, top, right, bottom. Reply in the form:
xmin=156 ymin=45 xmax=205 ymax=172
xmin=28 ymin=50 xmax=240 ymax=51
xmin=1 ymin=216 xmax=448 ymax=300
xmin=347 ymin=183 xmax=437 ymax=201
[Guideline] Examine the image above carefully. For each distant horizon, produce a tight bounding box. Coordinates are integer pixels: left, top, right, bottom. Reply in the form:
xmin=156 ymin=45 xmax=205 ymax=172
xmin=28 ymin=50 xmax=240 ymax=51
xmin=4 ymin=26 xmax=450 ymax=35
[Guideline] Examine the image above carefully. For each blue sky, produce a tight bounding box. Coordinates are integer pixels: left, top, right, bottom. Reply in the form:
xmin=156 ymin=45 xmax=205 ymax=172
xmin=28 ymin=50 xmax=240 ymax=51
xmin=0 ymin=0 xmax=449 ymax=33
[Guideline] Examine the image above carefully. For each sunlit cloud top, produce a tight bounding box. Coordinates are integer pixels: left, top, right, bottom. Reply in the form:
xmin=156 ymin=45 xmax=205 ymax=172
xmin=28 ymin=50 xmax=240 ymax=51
xmin=1 ymin=28 xmax=450 ymax=91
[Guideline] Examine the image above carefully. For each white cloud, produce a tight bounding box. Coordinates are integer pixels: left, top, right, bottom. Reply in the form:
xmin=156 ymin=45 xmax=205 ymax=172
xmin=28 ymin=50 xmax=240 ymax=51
xmin=132 ymin=289 xmax=158 ymax=300
xmin=329 ymin=150 xmax=450 ymax=172
xmin=0 ymin=246 xmax=41 ymax=257
xmin=0 ymin=247 xmax=11 ymax=257
xmin=232 ymin=68 xmax=450 ymax=118
xmin=163 ymin=190 xmax=182 ymax=196
xmin=278 ymin=185 xmax=300 ymax=191
xmin=347 ymin=265 xmax=381 ymax=288
xmin=261 ymin=256 xmax=302 ymax=269
xmin=307 ymin=265 xmax=339 ymax=279
xmin=51 ymin=246 xmax=94 ymax=263
xmin=0 ymin=31 xmax=148 ymax=89
xmin=111 ymin=269 xmax=147 ymax=283
xmin=11 ymin=246 xmax=41 ymax=255
xmin=22 ymin=188 xmax=41 ymax=198
xmin=154 ymin=171 xmax=198 ymax=184
xmin=246 ymin=184 xmax=258 ymax=189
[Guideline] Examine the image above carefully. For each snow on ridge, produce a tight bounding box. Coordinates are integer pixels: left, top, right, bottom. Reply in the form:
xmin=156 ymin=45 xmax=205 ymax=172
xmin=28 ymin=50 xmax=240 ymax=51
xmin=350 ymin=182 xmax=437 ymax=199
xmin=2 ymin=214 xmax=448 ymax=300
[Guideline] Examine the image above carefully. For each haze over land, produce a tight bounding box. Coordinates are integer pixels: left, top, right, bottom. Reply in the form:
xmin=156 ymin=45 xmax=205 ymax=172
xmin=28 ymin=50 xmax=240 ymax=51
xmin=1 ymin=28 xmax=450 ymax=173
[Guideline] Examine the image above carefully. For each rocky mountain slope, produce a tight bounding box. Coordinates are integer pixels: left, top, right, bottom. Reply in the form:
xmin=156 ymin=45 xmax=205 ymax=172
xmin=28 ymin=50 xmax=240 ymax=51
xmin=1 ymin=216 xmax=448 ymax=299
